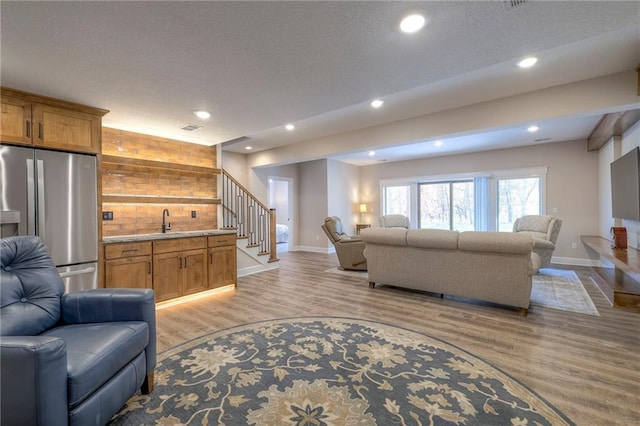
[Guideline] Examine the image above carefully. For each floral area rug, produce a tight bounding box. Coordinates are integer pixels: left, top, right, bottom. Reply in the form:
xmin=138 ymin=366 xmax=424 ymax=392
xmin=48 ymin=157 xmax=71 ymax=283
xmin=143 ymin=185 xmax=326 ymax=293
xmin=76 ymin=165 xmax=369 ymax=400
xmin=531 ymin=268 xmax=599 ymax=316
xmin=109 ymin=317 xmax=573 ymax=425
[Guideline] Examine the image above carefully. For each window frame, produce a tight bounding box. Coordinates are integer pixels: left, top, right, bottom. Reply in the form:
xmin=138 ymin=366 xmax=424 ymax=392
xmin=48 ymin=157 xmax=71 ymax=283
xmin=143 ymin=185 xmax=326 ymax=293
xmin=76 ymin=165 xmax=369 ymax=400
xmin=379 ymin=167 xmax=547 ymax=231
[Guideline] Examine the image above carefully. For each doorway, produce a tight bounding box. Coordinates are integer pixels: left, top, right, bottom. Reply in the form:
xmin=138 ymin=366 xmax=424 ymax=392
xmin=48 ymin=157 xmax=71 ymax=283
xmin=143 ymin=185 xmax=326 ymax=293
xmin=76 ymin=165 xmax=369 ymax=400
xmin=268 ymin=177 xmax=294 ymax=252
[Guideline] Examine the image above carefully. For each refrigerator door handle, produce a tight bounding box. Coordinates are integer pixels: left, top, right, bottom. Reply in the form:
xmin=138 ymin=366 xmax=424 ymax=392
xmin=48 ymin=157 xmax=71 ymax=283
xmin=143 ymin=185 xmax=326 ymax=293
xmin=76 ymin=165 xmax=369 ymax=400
xmin=26 ymin=158 xmax=36 ymax=235
xmin=59 ymin=266 xmax=96 ymax=278
xmin=36 ymin=159 xmax=46 ymax=240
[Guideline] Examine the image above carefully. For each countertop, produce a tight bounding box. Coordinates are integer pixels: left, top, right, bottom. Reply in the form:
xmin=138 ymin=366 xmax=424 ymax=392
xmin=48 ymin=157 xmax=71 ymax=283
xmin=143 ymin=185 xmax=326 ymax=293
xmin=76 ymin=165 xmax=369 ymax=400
xmin=103 ymin=229 xmax=237 ymax=244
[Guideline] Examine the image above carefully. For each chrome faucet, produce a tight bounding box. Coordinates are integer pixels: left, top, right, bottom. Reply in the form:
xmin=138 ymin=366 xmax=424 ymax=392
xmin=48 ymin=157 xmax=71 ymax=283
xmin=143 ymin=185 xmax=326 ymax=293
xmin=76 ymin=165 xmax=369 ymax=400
xmin=162 ymin=209 xmax=171 ymax=233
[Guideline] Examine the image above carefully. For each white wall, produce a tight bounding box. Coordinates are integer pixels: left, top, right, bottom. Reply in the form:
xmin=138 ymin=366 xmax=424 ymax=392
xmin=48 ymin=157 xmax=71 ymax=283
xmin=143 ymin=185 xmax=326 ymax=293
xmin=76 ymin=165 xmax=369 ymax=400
xmin=327 ymin=159 xmax=361 ymax=235
xmin=221 ymin=151 xmax=248 ymax=186
xmin=599 ymin=119 xmax=640 ymax=249
xmin=360 ymin=139 xmax=600 ymax=263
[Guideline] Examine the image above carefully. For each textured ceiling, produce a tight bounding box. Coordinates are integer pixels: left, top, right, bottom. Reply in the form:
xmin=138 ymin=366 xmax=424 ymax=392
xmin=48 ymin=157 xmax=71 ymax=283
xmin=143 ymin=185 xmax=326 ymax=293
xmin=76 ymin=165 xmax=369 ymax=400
xmin=1 ymin=1 xmax=639 ymax=164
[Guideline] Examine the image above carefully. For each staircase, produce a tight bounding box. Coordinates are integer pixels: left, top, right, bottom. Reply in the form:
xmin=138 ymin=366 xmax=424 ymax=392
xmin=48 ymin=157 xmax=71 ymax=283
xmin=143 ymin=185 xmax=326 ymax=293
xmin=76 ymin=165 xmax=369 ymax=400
xmin=221 ymin=170 xmax=279 ymax=276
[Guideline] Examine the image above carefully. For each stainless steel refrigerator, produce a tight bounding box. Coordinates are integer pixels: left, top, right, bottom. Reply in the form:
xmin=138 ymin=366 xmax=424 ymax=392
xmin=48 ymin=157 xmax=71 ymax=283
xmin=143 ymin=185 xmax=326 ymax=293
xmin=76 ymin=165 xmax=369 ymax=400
xmin=0 ymin=145 xmax=98 ymax=292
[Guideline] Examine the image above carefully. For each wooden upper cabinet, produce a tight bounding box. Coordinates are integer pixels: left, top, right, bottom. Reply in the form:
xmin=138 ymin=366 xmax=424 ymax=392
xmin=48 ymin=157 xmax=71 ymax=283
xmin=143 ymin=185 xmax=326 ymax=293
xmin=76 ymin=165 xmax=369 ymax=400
xmin=33 ymin=104 xmax=101 ymax=153
xmin=0 ymin=87 xmax=108 ymax=153
xmin=1 ymin=96 xmax=32 ymax=145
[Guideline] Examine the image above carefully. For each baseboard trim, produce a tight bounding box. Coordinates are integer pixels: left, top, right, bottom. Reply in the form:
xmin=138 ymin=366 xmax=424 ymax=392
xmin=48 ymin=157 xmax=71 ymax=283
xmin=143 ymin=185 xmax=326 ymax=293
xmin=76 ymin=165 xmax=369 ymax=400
xmin=291 ymin=245 xmax=335 ymax=254
xmin=237 ymin=263 xmax=279 ymax=278
xmin=551 ymin=256 xmax=604 ymax=267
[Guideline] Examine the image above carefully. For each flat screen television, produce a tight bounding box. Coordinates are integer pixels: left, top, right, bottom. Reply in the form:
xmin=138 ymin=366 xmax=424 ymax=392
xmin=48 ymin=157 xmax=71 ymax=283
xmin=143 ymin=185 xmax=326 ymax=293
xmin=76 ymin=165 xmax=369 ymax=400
xmin=611 ymin=146 xmax=640 ymax=221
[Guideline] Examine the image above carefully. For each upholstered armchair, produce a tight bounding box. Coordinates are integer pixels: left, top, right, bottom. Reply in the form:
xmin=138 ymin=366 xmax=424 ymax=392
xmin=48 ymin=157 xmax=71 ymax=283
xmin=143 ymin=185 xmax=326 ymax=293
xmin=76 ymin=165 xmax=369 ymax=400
xmin=512 ymin=215 xmax=562 ymax=268
xmin=321 ymin=216 xmax=367 ymax=271
xmin=0 ymin=236 xmax=156 ymax=426
xmin=380 ymin=214 xmax=411 ymax=228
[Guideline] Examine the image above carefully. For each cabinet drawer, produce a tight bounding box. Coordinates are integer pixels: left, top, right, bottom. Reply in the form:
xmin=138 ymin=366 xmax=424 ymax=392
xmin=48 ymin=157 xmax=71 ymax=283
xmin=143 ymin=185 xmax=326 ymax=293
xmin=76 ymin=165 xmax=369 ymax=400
xmin=105 ymin=242 xmax=152 ymax=259
xmin=208 ymin=235 xmax=237 ymax=247
xmin=154 ymin=236 xmax=206 ymax=254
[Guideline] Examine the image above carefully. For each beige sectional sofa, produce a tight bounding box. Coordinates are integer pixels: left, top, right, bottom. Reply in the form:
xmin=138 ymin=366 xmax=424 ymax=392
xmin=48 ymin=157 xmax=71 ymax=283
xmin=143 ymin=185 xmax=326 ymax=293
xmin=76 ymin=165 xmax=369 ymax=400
xmin=360 ymin=228 xmax=537 ymax=315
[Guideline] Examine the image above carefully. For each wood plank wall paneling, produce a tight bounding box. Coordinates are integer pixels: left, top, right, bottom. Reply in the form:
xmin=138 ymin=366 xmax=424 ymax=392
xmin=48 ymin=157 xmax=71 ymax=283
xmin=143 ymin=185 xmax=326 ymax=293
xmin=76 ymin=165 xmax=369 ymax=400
xmin=102 ymin=204 xmax=217 ymax=236
xmin=102 ymin=164 xmax=217 ymax=198
xmin=102 ymin=127 xmax=216 ymax=168
xmin=100 ymin=127 xmax=218 ymax=237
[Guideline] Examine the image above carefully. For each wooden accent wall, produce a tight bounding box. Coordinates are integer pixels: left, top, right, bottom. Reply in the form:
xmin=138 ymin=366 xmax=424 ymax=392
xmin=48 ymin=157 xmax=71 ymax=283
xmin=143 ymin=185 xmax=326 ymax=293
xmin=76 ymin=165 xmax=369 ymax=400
xmin=103 ymin=128 xmax=216 ymax=167
xmin=102 ymin=203 xmax=217 ymax=236
xmin=101 ymin=128 xmax=218 ymax=236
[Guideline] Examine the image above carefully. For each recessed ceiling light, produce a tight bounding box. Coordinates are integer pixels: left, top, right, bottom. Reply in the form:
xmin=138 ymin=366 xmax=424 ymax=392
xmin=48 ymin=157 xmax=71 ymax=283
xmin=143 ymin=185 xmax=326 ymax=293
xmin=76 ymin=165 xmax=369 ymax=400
xmin=370 ymin=99 xmax=384 ymax=108
xmin=368 ymin=151 xmax=376 ymax=156
xmin=194 ymin=110 xmax=211 ymax=119
xmin=245 ymin=146 xmax=253 ymax=150
xmin=285 ymin=124 xmax=295 ymax=131
xmin=400 ymin=14 xmax=426 ymax=33
xmin=517 ymin=57 xmax=538 ymax=68
xmin=434 ymin=140 xmax=444 ymax=147
xmin=528 ymin=125 xmax=539 ymax=133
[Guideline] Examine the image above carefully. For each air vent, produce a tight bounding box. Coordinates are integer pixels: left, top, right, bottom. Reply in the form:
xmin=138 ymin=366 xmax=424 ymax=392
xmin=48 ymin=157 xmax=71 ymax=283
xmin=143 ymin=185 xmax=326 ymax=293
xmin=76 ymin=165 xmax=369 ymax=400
xmin=503 ymin=0 xmax=528 ymax=9
xmin=180 ymin=123 xmax=203 ymax=132
xmin=534 ymin=137 xmax=551 ymax=142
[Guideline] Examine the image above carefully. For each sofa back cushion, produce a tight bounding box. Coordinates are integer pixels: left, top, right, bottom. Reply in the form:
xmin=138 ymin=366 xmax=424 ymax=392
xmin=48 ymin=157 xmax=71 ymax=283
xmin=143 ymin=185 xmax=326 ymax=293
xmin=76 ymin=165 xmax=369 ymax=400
xmin=406 ymin=229 xmax=459 ymax=250
xmin=0 ymin=236 xmax=64 ymax=336
xmin=458 ymin=231 xmax=533 ymax=255
xmin=514 ymin=215 xmax=553 ymax=234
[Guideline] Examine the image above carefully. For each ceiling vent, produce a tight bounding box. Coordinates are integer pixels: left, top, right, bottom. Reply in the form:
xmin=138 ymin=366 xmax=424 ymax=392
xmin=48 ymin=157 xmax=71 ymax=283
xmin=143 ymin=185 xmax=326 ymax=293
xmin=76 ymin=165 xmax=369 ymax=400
xmin=503 ymin=0 xmax=528 ymax=10
xmin=180 ymin=123 xmax=203 ymax=132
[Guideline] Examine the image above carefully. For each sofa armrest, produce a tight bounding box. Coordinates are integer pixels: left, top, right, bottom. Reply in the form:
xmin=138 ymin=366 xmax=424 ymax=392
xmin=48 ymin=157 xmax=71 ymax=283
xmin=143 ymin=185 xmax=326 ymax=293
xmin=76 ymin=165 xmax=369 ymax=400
xmin=61 ymin=289 xmax=156 ymax=373
xmin=1 ymin=336 xmax=68 ymax=426
xmin=532 ymin=237 xmax=555 ymax=250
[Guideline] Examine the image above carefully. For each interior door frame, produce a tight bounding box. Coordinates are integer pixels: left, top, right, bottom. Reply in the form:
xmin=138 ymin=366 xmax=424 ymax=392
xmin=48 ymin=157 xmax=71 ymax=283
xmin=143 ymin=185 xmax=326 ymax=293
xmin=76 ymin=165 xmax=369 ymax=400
xmin=268 ymin=176 xmax=295 ymax=251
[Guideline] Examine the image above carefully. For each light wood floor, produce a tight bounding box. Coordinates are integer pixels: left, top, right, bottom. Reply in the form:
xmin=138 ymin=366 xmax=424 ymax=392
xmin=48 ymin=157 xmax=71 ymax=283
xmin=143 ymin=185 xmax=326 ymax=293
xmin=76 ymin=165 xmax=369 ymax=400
xmin=156 ymin=251 xmax=640 ymax=425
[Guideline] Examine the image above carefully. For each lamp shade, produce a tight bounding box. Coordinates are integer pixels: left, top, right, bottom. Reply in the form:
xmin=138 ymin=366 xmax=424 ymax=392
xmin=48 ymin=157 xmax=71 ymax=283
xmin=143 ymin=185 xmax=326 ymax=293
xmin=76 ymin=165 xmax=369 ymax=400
xmin=359 ymin=203 xmax=367 ymax=213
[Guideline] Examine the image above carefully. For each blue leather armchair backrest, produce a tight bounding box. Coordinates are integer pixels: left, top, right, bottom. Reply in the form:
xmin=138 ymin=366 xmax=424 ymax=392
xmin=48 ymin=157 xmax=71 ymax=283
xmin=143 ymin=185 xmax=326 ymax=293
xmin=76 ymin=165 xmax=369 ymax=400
xmin=0 ymin=236 xmax=64 ymax=336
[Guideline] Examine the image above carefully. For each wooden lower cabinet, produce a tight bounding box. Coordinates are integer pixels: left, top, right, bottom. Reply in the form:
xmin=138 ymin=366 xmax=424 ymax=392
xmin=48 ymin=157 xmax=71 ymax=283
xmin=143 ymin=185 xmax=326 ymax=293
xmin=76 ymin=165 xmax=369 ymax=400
xmin=208 ymin=234 xmax=237 ymax=289
xmin=153 ymin=237 xmax=209 ymax=302
xmin=104 ymin=234 xmax=236 ymax=302
xmin=105 ymin=256 xmax=152 ymax=289
xmin=104 ymin=241 xmax=153 ymax=289
xmin=208 ymin=245 xmax=237 ymax=288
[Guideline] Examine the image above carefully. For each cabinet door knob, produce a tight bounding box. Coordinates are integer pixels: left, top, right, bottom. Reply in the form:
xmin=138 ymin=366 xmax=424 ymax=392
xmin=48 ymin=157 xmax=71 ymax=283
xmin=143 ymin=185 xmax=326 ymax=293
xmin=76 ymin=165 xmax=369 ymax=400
xmin=26 ymin=120 xmax=31 ymax=138
xmin=184 ymin=257 xmax=187 ymax=268
xmin=147 ymin=261 xmax=151 ymax=274
xmin=209 ymin=253 xmax=213 ymax=264
xmin=179 ymin=257 xmax=182 ymax=269
xmin=38 ymin=122 xmax=43 ymax=139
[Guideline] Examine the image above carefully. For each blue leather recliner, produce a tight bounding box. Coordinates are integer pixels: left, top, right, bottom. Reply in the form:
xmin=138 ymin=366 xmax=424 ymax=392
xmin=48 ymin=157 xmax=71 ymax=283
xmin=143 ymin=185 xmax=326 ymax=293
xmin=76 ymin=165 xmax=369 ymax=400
xmin=0 ymin=236 xmax=156 ymax=426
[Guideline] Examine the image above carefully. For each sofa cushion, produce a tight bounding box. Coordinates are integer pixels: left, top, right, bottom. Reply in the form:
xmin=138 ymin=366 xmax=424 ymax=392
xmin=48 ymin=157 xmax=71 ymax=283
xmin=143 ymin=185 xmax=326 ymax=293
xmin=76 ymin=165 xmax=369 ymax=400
xmin=407 ymin=229 xmax=459 ymax=250
xmin=458 ymin=231 xmax=533 ymax=254
xmin=42 ymin=321 xmax=149 ymax=408
xmin=360 ymin=228 xmax=407 ymax=246
xmin=0 ymin=236 xmax=64 ymax=336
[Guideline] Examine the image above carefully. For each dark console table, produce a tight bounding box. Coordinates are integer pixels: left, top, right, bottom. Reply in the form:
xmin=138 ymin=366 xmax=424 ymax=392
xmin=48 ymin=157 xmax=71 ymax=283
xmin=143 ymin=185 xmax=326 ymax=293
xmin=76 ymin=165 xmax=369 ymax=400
xmin=581 ymin=235 xmax=640 ymax=311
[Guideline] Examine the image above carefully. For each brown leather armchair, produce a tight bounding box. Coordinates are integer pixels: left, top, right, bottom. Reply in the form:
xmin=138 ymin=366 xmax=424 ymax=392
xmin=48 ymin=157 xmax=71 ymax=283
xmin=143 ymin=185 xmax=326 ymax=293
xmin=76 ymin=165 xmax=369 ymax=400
xmin=321 ymin=216 xmax=367 ymax=271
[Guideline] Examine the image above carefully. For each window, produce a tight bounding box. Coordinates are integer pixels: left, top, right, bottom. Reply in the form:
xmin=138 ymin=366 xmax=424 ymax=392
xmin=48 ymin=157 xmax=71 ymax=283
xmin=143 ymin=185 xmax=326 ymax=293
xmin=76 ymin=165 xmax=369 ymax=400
xmin=383 ymin=185 xmax=410 ymax=216
xmin=380 ymin=167 xmax=545 ymax=232
xmin=418 ymin=180 xmax=474 ymax=231
xmin=497 ymin=177 xmax=541 ymax=232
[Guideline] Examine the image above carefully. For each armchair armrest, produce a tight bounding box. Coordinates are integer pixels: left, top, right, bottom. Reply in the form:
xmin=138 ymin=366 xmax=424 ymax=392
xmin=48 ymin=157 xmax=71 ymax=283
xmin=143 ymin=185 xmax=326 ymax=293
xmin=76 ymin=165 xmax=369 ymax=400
xmin=61 ymin=289 xmax=156 ymax=375
xmin=1 ymin=336 xmax=68 ymax=426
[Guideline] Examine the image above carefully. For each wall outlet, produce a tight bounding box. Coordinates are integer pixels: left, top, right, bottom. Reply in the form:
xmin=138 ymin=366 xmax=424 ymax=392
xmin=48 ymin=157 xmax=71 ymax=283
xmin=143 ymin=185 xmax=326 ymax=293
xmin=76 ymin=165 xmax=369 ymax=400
xmin=571 ymin=242 xmax=578 ymax=249
xmin=191 ymin=210 xmax=197 ymax=218
xmin=102 ymin=211 xmax=114 ymax=220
